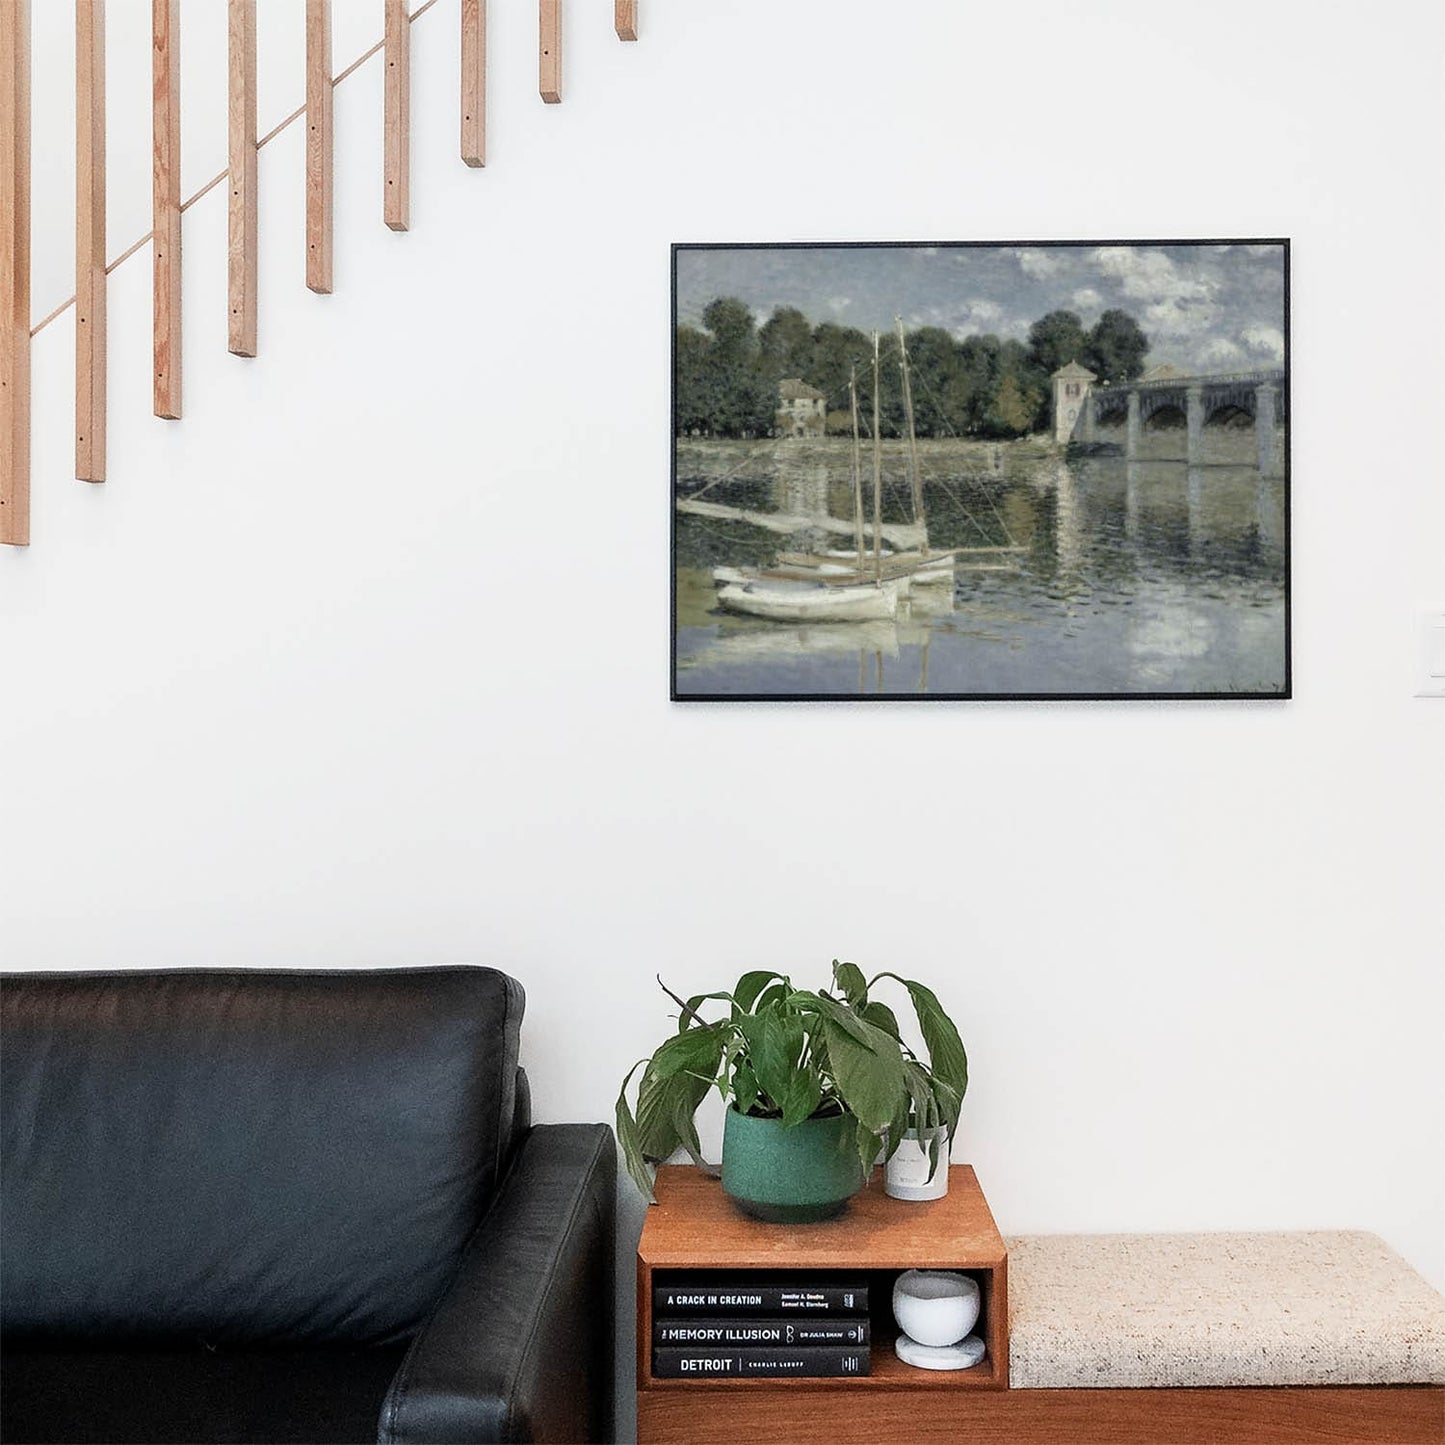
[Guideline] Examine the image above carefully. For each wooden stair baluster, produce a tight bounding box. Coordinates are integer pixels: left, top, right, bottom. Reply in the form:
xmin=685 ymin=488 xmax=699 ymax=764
xmin=384 ymin=0 xmax=409 ymax=230
xmin=153 ymin=0 xmax=182 ymax=419
xmin=540 ymin=0 xmax=561 ymax=104
xmin=228 ymin=0 xmax=258 ymax=356
xmin=0 ymin=0 xmax=28 ymax=543
xmin=461 ymin=0 xmax=485 ymax=167
xmin=306 ymin=0 xmax=333 ymax=293
xmin=153 ymin=0 xmax=181 ymax=419
xmin=76 ymin=1 xmax=106 ymax=479
xmin=615 ymin=0 xmax=637 ymax=42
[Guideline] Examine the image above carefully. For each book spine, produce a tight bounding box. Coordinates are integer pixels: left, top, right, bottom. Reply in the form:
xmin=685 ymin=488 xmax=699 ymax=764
xmin=652 ymin=1285 xmax=868 ymax=1315
xmin=654 ymin=1317 xmax=870 ymax=1347
xmin=652 ymin=1345 xmax=871 ymax=1379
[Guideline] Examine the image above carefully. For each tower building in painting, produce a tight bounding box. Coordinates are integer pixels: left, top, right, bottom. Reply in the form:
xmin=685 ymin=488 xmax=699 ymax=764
xmin=1051 ymin=361 xmax=1097 ymax=443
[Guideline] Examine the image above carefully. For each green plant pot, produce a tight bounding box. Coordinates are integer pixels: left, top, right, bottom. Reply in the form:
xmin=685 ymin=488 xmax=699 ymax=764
xmin=721 ymin=1107 xmax=866 ymax=1223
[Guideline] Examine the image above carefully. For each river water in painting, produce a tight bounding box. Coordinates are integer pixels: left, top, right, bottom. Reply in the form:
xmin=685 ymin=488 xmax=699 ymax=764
xmin=673 ymin=434 xmax=1287 ymax=699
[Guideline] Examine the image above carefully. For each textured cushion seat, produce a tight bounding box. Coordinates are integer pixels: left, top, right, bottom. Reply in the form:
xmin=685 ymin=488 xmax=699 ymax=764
xmin=1005 ymin=1230 xmax=1445 ymax=1389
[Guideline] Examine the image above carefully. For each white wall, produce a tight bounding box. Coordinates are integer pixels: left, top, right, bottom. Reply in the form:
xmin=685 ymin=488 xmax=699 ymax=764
xmin=5 ymin=0 xmax=1442 ymax=1360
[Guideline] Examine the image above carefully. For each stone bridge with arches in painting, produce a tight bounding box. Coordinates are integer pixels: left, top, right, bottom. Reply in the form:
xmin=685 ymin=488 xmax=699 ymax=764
xmin=1052 ymin=362 xmax=1286 ymax=475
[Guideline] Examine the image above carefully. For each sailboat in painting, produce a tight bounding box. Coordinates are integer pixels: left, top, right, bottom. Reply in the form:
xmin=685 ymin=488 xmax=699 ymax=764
xmin=707 ymin=330 xmax=893 ymax=622
xmin=702 ymin=321 xmax=1018 ymax=624
xmin=770 ymin=319 xmax=961 ymax=592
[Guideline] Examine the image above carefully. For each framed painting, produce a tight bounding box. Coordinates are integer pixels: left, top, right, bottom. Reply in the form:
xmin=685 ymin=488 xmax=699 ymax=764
xmin=671 ymin=240 xmax=1290 ymax=701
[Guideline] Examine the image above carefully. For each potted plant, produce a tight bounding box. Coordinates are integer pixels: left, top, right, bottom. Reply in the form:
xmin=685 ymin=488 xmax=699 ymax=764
xmin=616 ymin=961 xmax=967 ymax=1221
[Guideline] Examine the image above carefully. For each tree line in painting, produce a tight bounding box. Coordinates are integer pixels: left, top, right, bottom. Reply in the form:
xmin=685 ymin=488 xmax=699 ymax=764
xmin=675 ymin=300 xmax=1149 ymax=439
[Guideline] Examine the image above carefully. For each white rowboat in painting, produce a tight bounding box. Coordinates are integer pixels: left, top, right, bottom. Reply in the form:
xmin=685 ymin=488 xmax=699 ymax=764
xmin=716 ymin=579 xmax=900 ymax=623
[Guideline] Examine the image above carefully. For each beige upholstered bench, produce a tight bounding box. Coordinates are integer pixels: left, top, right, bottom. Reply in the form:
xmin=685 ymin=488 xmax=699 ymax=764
xmin=999 ymin=1230 xmax=1445 ymax=1443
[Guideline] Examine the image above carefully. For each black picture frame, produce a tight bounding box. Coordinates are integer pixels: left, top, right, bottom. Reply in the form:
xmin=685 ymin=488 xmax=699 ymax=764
xmin=671 ymin=239 xmax=1291 ymax=703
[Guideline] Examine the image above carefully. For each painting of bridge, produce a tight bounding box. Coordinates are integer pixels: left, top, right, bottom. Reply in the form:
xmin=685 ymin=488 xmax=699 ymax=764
xmin=1054 ymin=363 xmax=1285 ymax=474
xmin=673 ymin=241 xmax=1289 ymax=700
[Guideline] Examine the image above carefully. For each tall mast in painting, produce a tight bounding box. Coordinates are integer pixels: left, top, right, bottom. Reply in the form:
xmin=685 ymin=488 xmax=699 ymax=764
xmin=895 ymin=316 xmax=927 ymax=553
xmin=871 ymin=332 xmax=883 ymax=582
xmin=848 ymin=364 xmax=864 ymax=568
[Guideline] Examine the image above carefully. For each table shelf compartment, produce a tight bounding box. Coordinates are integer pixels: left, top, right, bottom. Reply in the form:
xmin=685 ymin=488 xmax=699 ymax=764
xmin=637 ymin=1165 xmax=1010 ymax=1439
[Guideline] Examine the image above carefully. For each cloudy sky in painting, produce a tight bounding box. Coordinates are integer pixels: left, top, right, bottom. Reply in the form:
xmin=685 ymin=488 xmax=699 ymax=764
xmin=675 ymin=244 xmax=1287 ymax=373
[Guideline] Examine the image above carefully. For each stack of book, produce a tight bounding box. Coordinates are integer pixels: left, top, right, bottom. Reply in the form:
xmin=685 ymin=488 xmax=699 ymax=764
xmin=651 ymin=1275 xmax=871 ymax=1378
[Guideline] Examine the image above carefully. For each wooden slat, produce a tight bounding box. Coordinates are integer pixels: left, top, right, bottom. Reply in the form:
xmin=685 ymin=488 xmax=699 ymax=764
xmin=227 ymin=0 xmax=257 ymax=356
xmin=539 ymin=0 xmax=560 ymax=104
xmin=152 ymin=0 xmax=181 ymax=419
xmin=639 ymin=1386 xmax=1445 ymax=1445
xmin=76 ymin=1 xmax=106 ymax=480
xmin=0 ymin=0 xmax=28 ymax=542
xmin=615 ymin=0 xmax=637 ymax=41
xmin=305 ymin=0 xmax=333 ymax=293
xmin=460 ymin=0 xmax=484 ymax=166
xmin=383 ymin=0 xmax=409 ymax=230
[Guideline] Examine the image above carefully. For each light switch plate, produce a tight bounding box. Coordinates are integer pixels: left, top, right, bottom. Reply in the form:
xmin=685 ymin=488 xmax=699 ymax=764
xmin=1418 ymin=609 xmax=1445 ymax=697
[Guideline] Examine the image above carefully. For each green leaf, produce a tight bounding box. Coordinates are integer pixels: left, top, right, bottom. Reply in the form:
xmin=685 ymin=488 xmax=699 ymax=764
xmin=719 ymin=1034 xmax=747 ymax=1101
xmin=803 ymin=991 xmax=883 ymax=1050
xmin=737 ymin=1006 xmax=802 ymax=1113
xmin=874 ymin=972 xmax=969 ymax=1103
xmin=900 ymin=1061 xmax=957 ymax=1183
xmin=903 ymin=1060 xmax=936 ymax=1136
xmin=880 ymin=1093 xmax=911 ymax=1168
xmin=637 ymin=1066 xmax=711 ymax=1161
xmin=779 ymin=1066 xmax=823 ymax=1130
xmin=732 ymin=970 xmax=787 ymax=1016
xmin=634 ymin=1068 xmax=678 ymax=1159
xmin=616 ymin=1060 xmax=655 ymax=1202
xmin=678 ymin=993 xmax=735 ymax=1032
xmin=670 ymin=1086 xmax=708 ymax=1170
xmin=860 ymin=1000 xmax=901 ymax=1041
xmin=854 ymin=1114 xmax=883 ymax=1180
xmin=930 ymin=1076 xmax=963 ymax=1140
xmin=658 ymin=975 xmax=735 ymax=1033
xmin=656 ymin=974 xmax=708 ymax=1030
xmin=636 ymin=1026 xmax=722 ymax=1159
xmin=731 ymin=1058 xmax=761 ymax=1116
xmin=819 ymin=1015 xmax=905 ymax=1132
xmin=647 ymin=1022 xmax=728 ymax=1081
xmin=926 ymin=1125 xmax=945 ymax=1183
xmin=832 ymin=960 xmax=868 ymax=1007
xmin=808 ymin=1029 xmax=838 ymax=1111
xmin=754 ymin=982 xmax=789 ymax=1014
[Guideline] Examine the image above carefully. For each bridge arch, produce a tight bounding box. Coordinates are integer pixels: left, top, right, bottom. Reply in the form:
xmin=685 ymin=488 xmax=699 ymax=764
xmin=1093 ymin=395 xmax=1130 ymax=428
xmin=1140 ymin=394 xmax=1186 ymax=427
xmin=1205 ymin=401 xmax=1255 ymax=428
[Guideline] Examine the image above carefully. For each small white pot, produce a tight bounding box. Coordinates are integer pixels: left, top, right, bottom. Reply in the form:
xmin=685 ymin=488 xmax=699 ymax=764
xmin=884 ymin=1126 xmax=949 ymax=1201
xmin=892 ymin=1269 xmax=981 ymax=1348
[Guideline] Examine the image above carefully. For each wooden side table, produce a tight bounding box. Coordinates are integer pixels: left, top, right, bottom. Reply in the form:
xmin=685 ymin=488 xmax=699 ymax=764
xmin=636 ymin=1164 xmax=1008 ymax=1445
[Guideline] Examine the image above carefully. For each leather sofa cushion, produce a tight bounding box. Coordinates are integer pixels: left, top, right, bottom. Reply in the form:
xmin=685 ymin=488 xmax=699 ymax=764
xmin=2 ymin=1343 xmax=407 ymax=1444
xmin=1 ymin=968 xmax=522 ymax=1347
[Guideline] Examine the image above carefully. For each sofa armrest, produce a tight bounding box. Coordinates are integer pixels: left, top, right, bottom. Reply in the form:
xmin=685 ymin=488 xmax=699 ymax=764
xmin=379 ymin=1124 xmax=616 ymax=1445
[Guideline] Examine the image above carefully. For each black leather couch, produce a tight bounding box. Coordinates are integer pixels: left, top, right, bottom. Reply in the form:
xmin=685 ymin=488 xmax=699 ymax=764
xmin=0 ymin=967 xmax=616 ymax=1445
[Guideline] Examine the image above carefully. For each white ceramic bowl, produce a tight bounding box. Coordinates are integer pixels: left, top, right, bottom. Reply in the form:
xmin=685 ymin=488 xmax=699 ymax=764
xmin=892 ymin=1269 xmax=980 ymax=1347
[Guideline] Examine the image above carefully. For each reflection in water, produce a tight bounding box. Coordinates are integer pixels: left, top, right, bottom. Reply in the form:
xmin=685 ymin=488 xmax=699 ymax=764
xmin=776 ymin=461 xmax=831 ymax=521
xmin=1187 ymin=467 xmax=1204 ymax=558
xmin=674 ymin=436 xmax=1287 ymax=697
xmin=1052 ymin=460 xmax=1085 ymax=586
xmin=685 ymin=592 xmax=957 ymax=697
